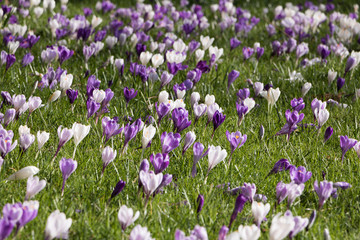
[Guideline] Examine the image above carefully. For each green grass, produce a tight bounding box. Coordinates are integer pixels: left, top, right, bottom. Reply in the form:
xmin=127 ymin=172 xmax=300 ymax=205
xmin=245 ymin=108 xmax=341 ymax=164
xmin=1 ymin=0 xmax=360 ymax=239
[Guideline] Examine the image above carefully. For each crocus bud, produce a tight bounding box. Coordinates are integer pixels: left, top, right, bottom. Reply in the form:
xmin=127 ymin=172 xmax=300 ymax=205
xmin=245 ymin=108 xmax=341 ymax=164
xmin=182 ymin=131 xmax=196 ymax=155
xmin=142 ymin=125 xmax=156 ymax=149
xmin=344 ymin=57 xmax=356 ymax=75
xmin=25 ymin=175 xmax=46 ymax=200
xmin=306 ymin=210 xmax=316 ymax=231
xmin=19 ymin=133 xmax=35 ymax=152
xmin=190 ymin=92 xmax=200 ymax=107
xmin=28 ymin=96 xmax=42 ymax=113
xmin=301 ymin=82 xmax=312 ymax=97
xmin=324 ymin=228 xmax=331 ymax=240
xmin=196 ymin=194 xmax=204 ymax=213
xmin=229 ymin=194 xmax=247 ymax=228
xmin=218 ymin=226 xmax=229 ymax=240
xmin=49 ymin=90 xmax=61 ymax=103
xmin=7 ymin=166 xmax=39 ymax=180
xmin=227 ymin=70 xmax=240 ymax=91
xmin=110 ymin=180 xmax=126 ymax=199
xmin=253 ymin=82 xmax=264 ymax=97
xmin=328 ymin=69 xmax=337 ymax=86
xmin=72 ymin=123 xmax=90 ymax=147
xmin=337 ymin=77 xmax=345 ymax=91
xmin=324 ymin=126 xmax=333 ymax=143
xmin=259 ymin=125 xmax=265 ymax=140
xmin=160 ymin=71 xmax=173 ymax=88
xmin=102 ymin=146 xmax=117 ymax=175
xmin=3 ymin=108 xmax=15 ymax=127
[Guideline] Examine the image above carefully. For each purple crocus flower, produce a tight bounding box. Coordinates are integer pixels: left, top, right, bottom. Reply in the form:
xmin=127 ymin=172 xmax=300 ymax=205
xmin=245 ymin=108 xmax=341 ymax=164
xmin=229 ymin=194 xmax=247 ymax=228
xmin=212 ymin=111 xmax=226 ymax=137
xmin=191 ymin=142 xmax=209 ymax=177
xmin=138 ymin=159 xmax=150 ymax=190
xmin=266 ymin=159 xmax=292 ymax=177
xmin=242 ymin=47 xmax=254 ymax=60
xmin=276 ymin=109 xmax=304 ymax=141
xmin=290 ymin=166 xmax=312 ymax=184
xmin=161 ymin=132 xmax=181 ymax=154
xmin=155 ymin=102 xmax=171 ymax=125
xmin=20 ymin=35 xmax=40 ymax=49
xmin=314 ymin=180 xmax=334 ymax=209
xmin=172 ymin=108 xmax=191 ymax=133
xmin=333 ymin=182 xmax=351 ymax=190
xmin=18 ymin=201 xmax=39 ymax=229
xmin=83 ymin=7 xmax=93 ymax=16
xmin=123 ymin=87 xmax=138 ymax=107
xmin=237 ymin=88 xmax=250 ymax=101
xmin=59 ymin=158 xmax=77 ymax=196
xmin=226 ymin=130 xmax=247 ymax=164
xmin=337 ymin=77 xmax=345 ymax=91
xmin=58 ymin=46 xmax=74 ymax=65
xmin=150 ymin=153 xmax=169 ymax=174
xmin=256 ymin=47 xmax=264 ymax=60
xmin=290 ymin=98 xmax=305 ymax=112
xmin=227 ymin=70 xmax=240 ymax=91
xmin=218 ymin=226 xmax=229 ymax=240
xmin=122 ymin=122 xmax=140 ymax=152
xmin=154 ymin=173 xmax=172 ymax=196
xmin=196 ymin=194 xmax=204 ymax=214
xmin=241 ymin=183 xmax=256 ymax=202
xmin=236 ymin=102 xmax=248 ymax=125
xmin=182 ymin=131 xmax=196 ymax=155
xmin=66 ymin=89 xmax=78 ymax=104
xmin=344 ymin=57 xmax=356 ymax=75
xmin=5 ymin=54 xmax=16 ymax=72
xmin=108 ymin=180 xmax=126 ymax=203
xmin=2 ymin=203 xmax=23 ymax=223
xmin=324 ymin=127 xmax=333 ymax=143
xmin=339 ymin=135 xmax=357 ymax=162
xmin=21 ymin=53 xmax=34 ymax=67
xmin=230 ymin=38 xmax=241 ymax=51
xmin=102 ymin=117 xmax=123 ymax=143
xmin=87 ymin=99 xmax=101 ymax=119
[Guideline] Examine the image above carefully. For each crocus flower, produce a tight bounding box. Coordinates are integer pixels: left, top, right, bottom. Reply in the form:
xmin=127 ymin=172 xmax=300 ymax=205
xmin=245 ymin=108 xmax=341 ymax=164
xmin=150 ymin=153 xmax=169 ymax=174
xmin=243 ymin=47 xmax=254 ymax=60
xmin=129 ymin=225 xmax=153 ymax=240
xmin=139 ymin=170 xmax=163 ymax=206
xmin=22 ymin=53 xmax=34 ymax=67
xmin=66 ymin=89 xmax=78 ymax=104
xmin=18 ymin=200 xmax=39 ymax=229
xmin=306 ymin=210 xmax=316 ymax=231
xmin=236 ymin=102 xmax=248 ymax=125
xmin=108 ymin=180 xmax=126 ymax=203
xmin=172 ymin=107 xmax=192 ymax=133
xmin=252 ymin=201 xmax=271 ymax=227
xmin=25 ymin=175 xmax=46 ymax=200
xmin=160 ymin=71 xmax=173 ymax=89
xmin=269 ymin=212 xmax=295 ymax=240
xmin=284 ymin=211 xmax=309 ymax=239
xmin=241 ymin=183 xmax=256 ymax=203
xmin=191 ymin=142 xmax=209 ymax=177
xmin=226 ymin=130 xmax=247 ymax=164
xmin=19 ymin=132 xmax=35 ymax=152
xmin=59 ymin=158 xmax=77 ymax=196
xmin=182 ymin=131 xmax=196 ymax=155
xmin=37 ymin=131 xmax=50 ymax=150
xmin=314 ymin=180 xmax=334 ymax=209
xmin=276 ymin=110 xmax=304 ymax=141
xmin=123 ymin=87 xmax=138 ymax=107
xmin=296 ymin=42 xmax=309 ymax=60
xmin=289 ymin=166 xmax=312 ymax=184
xmin=101 ymin=146 xmax=117 ymax=176
xmin=218 ymin=226 xmax=229 ymax=240
xmin=142 ymin=125 xmax=156 ymax=150
xmin=229 ymin=194 xmax=247 ymax=228
xmin=53 ymin=126 xmax=73 ymax=160
xmin=44 ymin=210 xmax=72 ymax=240
xmin=102 ymin=117 xmax=123 ymax=143
xmin=206 ymin=145 xmax=227 ymax=178
xmin=156 ymin=102 xmax=171 ymax=125
xmin=324 ymin=127 xmax=333 ymax=143
xmin=290 ymin=98 xmax=305 ymax=112
xmin=339 ymin=135 xmax=357 ymax=162
xmin=212 ymin=110 xmax=226 ymax=137
xmin=260 ymin=87 xmax=281 ymax=110
xmin=230 ymin=38 xmax=241 ymax=51
xmin=337 ymin=77 xmax=345 ymax=91
xmin=161 ymin=132 xmax=181 ymax=154
xmin=197 ymin=194 xmax=204 ymax=214
xmin=227 ymin=70 xmax=240 ymax=91
xmin=193 ymin=103 xmax=207 ymax=124
xmin=118 ymin=205 xmax=140 ymax=231
xmin=286 ymin=182 xmax=305 ymax=207
xmin=7 ymin=166 xmax=39 ymax=181
xmin=3 ymin=108 xmax=16 ymax=127
xmin=301 ymin=82 xmax=312 ymax=97
xmin=72 ymin=123 xmax=90 ymax=155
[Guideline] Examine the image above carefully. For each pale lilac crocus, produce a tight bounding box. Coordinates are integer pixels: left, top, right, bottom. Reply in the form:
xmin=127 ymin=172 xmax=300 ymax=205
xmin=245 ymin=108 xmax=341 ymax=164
xmin=53 ymin=126 xmax=73 ymax=161
xmin=241 ymin=183 xmax=256 ymax=202
xmin=339 ymin=135 xmax=357 ymax=162
xmin=191 ymin=142 xmax=209 ymax=177
xmin=25 ymin=175 xmax=46 ymax=200
xmin=118 ymin=205 xmax=140 ymax=231
xmin=289 ymin=166 xmax=312 ymax=184
xmin=139 ymin=170 xmax=163 ymax=207
xmin=150 ymin=153 xmax=169 ymax=174
xmin=161 ymin=132 xmax=181 ymax=154
xmin=182 ymin=131 xmax=196 ymax=155
xmin=59 ymin=158 xmax=77 ymax=196
xmin=101 ymin=146 xmax=117 ymax=176
xmin=226 ymin=130 xmax=247 ymax=164
xmin=102 ymin=117 xmax=123 ymax=143
xmin=314 ymin=180 xmax=334 ymax=209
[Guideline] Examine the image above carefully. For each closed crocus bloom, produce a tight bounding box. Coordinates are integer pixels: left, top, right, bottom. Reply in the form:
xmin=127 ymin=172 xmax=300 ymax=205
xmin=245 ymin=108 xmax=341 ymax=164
xmin=26 ymin=175 xmax=46 ymax=200
xmin=92 ymin=89 xmax=106 ymax=103
xmin=253 ymin=82 xmax=264 ymax=97
xmin=105 ymin=36 xmax=118 ymax=49
xmin=301 ymin=82 xmax=312 ymax=97
xmin=238 ymin=224 xmax=261 ymax=240
xmin=160 ymin=71 xmax=173 ymax=89
xmin=59 ymin=73 xmax=73 ymax=91
xmin=204 ymin=94 xmax=215 ymax=106
xmin=44 ymin=210 xmax=72 ymax=240
xmin=59 ymin=158 xmax=77 ymax=196
xmin=182 ymin=131 xmax=196 ymax=155
xmin=207 ymin=145 xmax=227 ymax=174
xmin=37 ymin=131 xmax=50 ymax=150
xmin=286 ymin=182 xmax=304 ymax=207
xmin=289 ymin=215 xmax=309 ymax=239
xmin=118 ymin=205 xmax=140 ymax=231
xmin=7 ymin=166 xmax=39 ymax=180
xmin=276 ymin=181 xmax=288 ymax=204
xmin=72 ymin=123 xmax=90 ymax=147
xmin=28 ymin=96 xmax=42 ymax=113
xmin=129 ymin=225 xmax=153 ymax=240
xmin=354 ymin=142 xmax=360 ymax=159
xmin=200 ymin=35 xmax=214 ymax=50
xmin=151 ymin=54 xmax=164 ymax=68
xmin=269 ymin=213 xmax=295 ymax=240
xmin=13 ymin=94 xmax=26 ymax=112
xmin=19 ymin=133 xmax=35 ymax=152
xmin=140 ymin=51 xmax=153 ymax=66
xmin=314 ymin=180 xmax=334 ymax=209
xmin=218 ymin=225 xmax=229 ymax=240
xmin=195 ymin=49 xmax=205 ymax=62
xmin=158 ymin=90 xmax=169 ymax=104
xmin=102 ymin=146 xmax=117 ymax=175
xmin=260 ymin=87 xmax=281 ymax=110
xmin=3 ymin=108 xmax=16 ymax=127
xmin=339 ymin=135 xmax=357 ymax=162
xmin=19 ymin=200 xmax=39 ymax=229
xmin=191 ymin=92 xmax=200 ymax=107
xmin=251 ymin=201 xmax=270 ymax=227
xmin=48 ymin=90 xmax=61 ymax=103
xmin=139 ymin=170 xmax=163 ymax=197
xmin=142 ymin=125 xmax=156 ymax=149
xmin=161 ymin=132 xmax=181 ymax=154
xmin=191 ymin=225 xmax=208 ymax=240
xmin=193 ymin=103 xmax=207 ymax=123
xmin=91 ymin=15 xmax=102 ymax=28
xmin=328 ymin=69 xmax=337 ymax=86
xmin=296 ymin=42 xmax=309 ymax=59
xmin=19 ymin=125 xmax=31 ymax=136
